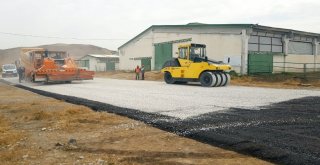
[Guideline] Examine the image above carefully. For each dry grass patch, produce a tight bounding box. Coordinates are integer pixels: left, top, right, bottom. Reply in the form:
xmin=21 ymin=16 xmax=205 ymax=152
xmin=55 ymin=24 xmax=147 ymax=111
xmin=231 ymin=73 xmax=320 ymax=89
xmin=31 ymin=110 xmax=52 ymax=121
xmin=0 ymin=115 xmax=25 ymax=163
xmin=0 ymin=115 xmax=24 ymax=146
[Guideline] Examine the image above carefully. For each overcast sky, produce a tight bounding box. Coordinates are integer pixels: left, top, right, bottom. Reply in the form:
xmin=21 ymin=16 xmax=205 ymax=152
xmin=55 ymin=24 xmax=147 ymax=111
xmin=0 ymin=0 xmax=319 ymax=50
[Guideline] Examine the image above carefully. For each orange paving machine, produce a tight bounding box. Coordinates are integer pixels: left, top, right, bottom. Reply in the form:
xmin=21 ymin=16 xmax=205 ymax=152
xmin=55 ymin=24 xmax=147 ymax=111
xmin=20 ymin=48 xmax=94 ymax=83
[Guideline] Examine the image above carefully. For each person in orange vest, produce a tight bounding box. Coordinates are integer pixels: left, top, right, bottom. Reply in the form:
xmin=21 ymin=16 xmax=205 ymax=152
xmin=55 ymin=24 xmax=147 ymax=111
xmin=134 ymin=65 xmax=141 ymax=80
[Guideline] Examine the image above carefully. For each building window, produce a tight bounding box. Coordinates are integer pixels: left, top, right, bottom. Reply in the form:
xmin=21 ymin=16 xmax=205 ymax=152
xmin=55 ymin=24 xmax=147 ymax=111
xmin=248 ymin=35 xmax=283 ymax=53
xmin=288 ymin=41 xmax=313 ymax=55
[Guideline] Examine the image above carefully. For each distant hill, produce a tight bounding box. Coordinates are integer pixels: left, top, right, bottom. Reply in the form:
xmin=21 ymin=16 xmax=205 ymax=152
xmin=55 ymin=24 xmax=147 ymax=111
xmin=0 ymin=44 xmax=115 ymax=66
xmin=0 ymin=47 xmax=22 ymax=66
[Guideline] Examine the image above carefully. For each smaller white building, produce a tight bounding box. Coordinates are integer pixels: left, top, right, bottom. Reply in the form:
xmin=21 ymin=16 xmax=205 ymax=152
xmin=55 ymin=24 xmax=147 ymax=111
xmin=78 ymin=54 xmax=119 ymax=71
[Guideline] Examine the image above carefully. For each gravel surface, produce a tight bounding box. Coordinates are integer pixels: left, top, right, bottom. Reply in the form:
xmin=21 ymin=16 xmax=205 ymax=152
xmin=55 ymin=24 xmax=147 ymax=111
xmin=3 ymin=77 xmax=320 ymax=119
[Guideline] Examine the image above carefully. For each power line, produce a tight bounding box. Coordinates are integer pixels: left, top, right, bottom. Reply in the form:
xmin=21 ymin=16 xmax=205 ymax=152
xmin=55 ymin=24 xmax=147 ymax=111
xmin=0 ymin=31 xmax=128 ymax=41
xmin=0 ymin=31 xmax=187 ymax=45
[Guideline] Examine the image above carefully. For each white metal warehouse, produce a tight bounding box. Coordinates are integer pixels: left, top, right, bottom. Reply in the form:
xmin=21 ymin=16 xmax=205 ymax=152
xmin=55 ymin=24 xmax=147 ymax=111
xmin=78 ymin=54 xmax=119 ymax=71
xmin=118 ymin=23 xmax=320 ymax=74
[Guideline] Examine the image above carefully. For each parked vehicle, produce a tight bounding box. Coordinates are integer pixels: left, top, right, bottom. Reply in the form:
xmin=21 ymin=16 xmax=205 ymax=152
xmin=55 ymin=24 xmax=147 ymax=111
xmin=2 ymin=64 xmax=18 ymax=78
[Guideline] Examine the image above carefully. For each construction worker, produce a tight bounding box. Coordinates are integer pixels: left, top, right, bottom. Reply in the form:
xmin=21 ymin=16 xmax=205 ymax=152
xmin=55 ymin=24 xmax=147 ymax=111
xmin=134 ymin=65 xmax=140 ymax=80
xmin=141 ymin=64 xmax=145 ymax=80
xmin=17 ymin=66 xmax=23 ymax=83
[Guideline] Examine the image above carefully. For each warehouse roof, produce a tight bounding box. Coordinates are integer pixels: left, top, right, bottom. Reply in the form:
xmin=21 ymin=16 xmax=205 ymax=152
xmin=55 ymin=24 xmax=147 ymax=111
xmin=118 ymin=23 xmax=320 ymax=49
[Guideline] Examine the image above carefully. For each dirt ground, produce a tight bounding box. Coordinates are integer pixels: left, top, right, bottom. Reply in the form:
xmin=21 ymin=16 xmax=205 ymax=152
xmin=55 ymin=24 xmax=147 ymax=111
xmin=0 ymin=82 xmax=271 ymax=165
xmin=231 ymin=73 xmax=320 ymax=89
xmin=94 ymin=71 xmax=320 ymax=89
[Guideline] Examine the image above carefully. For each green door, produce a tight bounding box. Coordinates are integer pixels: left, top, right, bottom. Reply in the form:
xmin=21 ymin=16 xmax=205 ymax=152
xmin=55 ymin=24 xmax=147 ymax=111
xmin=155 ymin=43 xmax=172 ymax=70
xmin=248 ymin=52 xmax=273 ymax=74
xmin=141 ymin=58 xmax=151 ymax=71
xmin=106 ymin=62 xmax=115 ymax=71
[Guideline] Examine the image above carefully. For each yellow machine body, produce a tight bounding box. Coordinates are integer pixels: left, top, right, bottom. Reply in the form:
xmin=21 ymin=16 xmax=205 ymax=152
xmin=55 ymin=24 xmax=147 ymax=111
xmin=163 ymin=58 xmax=231 ymax=79
xmin=161 ymin=43 xmax=232 ymax=87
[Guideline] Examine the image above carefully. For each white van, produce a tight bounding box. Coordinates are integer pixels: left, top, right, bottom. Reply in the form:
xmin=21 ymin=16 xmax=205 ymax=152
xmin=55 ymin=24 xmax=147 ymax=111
xmin=2 ymin=64 xmax=18 ymax=78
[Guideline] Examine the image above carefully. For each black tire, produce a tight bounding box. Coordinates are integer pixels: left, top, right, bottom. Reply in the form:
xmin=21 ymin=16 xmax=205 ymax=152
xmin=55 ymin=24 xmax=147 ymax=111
xmin=225 ymin=73 xmax=231 ymax=86
xmin=221 ymin=73 xmax=230 ymax=86
xmin=200 ymin=71 xmax=215 ymax=87
xmin=215 ymin=72 xmax=223 ymax=87
xmin=164 ymin=72 xmax=175 ymax=84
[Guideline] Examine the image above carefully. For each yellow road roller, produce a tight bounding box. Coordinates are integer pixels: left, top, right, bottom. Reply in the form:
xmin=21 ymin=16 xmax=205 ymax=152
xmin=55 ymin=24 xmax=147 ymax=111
xmin=161 ymin=43 xmax=231 ymax=87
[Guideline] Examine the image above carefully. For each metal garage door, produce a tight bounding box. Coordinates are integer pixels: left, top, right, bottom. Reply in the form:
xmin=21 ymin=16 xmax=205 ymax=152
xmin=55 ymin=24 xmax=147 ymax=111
xmin=155 ymin=43 xmax=172 ymax=70
xmin=248 ymin=52 xmax=273 ymax=74
xmin=141 ymin=58 xmax=151 ymax=71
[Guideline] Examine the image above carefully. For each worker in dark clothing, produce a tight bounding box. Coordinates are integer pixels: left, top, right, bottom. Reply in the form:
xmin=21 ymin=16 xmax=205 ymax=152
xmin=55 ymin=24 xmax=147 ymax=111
xmin=134 ymin=65 xmax=140 ymax=80
xmin=21 ymin=66 xmax=25 ymax=80
xmin=17 ymin=66 xmax=24 ymax=83
xmin=141 ymin=64 xmax=145 ymax=80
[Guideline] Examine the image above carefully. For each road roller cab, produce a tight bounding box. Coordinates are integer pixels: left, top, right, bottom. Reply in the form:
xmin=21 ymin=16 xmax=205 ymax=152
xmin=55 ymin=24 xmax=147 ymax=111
xmin=161 ymin=43 xmax=231 ymax=87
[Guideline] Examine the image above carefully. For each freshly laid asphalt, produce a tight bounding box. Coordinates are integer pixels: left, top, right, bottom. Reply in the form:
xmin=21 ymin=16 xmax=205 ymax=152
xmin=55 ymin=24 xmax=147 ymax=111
xmin=2 ymin=77 xmax=320 ymax=164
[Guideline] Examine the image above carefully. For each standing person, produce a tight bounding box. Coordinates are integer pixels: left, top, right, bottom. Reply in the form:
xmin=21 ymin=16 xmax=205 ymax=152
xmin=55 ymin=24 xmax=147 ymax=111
xmin=134 ymin=65 xmax=140 ymax=80
xmin=17 ymin=66 xmax=23 ymax=83
xmin=21 ymin=66 xmax=25 ymax=80
xmin=141 ymin=64 xmax=145 ymax=80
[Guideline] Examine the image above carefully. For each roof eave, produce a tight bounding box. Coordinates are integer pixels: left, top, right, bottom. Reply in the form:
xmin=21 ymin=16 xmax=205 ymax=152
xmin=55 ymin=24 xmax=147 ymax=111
xmin=152 ymin=24 xmax=254 ymax=29
xmin=118 ymin=26 xmax=154 ymax=49
xmin=253 ymin=25 xmax=320 ymax=37
xmin=118 ymin=24 xmax=254 ymax=50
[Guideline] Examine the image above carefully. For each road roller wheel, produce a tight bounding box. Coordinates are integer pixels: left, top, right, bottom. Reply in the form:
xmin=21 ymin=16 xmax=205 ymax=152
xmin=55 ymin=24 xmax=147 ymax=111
xmin=164 ymin=72 xmax=175 ymax=84
xmin=213 ymin=72 xmax=222 ymax=87
xmin=200 ymin=71 xmax=216 ymax=87
xmin=224 ymin=73 xmax=231 ymax=86
xmin=220 ymin=73 xmax=227 ymax=87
